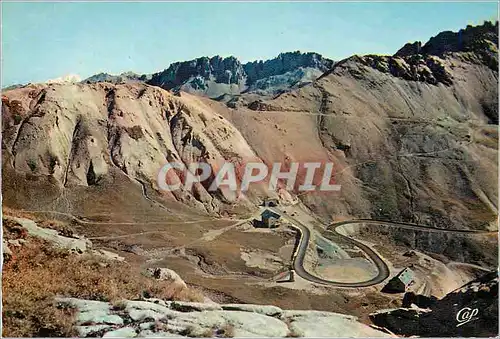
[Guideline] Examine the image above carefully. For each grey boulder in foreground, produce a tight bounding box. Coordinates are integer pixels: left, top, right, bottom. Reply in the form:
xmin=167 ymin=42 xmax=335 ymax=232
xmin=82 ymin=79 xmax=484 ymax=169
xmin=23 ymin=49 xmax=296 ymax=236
xmin=57 ymin=298 xmax=392 ymax=338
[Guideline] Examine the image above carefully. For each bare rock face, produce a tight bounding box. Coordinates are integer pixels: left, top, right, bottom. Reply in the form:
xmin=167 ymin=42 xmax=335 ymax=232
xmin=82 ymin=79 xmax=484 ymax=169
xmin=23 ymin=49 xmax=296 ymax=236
xmin=146 ymin=268 xmax=187 ymax=289
xmin=146 ymin=52 xmax=334 ymax=98
xmin=149 ymin=56 xmax=246 ymax=89
xmin=243 ymin=51 xmax=334 ymax=85
xmin=370 ymin=271 xmax=498 ymax=337
xmin=56 ymin=297 xmax=391 ymax=338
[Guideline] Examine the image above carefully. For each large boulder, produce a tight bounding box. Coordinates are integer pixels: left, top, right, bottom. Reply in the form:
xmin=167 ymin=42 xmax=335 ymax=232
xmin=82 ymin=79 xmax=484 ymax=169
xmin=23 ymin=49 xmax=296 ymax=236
xmin=56 ymin=297 xmax=391 ymax=338
xmin=284 ymin=311 xmax=390 ymax=338
xmin=5 ymin=216 xmax=91 ymax=253
xmin=370 ymin=271 xmax=498 ymax=337
xmin=146 ymin=267 xmax=187 ymax=289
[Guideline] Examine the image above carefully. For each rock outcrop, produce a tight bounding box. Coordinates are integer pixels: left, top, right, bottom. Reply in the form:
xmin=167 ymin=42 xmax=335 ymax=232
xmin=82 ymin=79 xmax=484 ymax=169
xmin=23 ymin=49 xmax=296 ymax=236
xmin=2 ymin=215 xmax=125 ymax=261
xmin=83 ymin=72 xmax=152 ymax=84
xmin=147 ymin=52 xmax=334 ymax=98
xmin=370 ymin=271 xmax=498 ymax=337
xmin=243 ymin=51 xmax=333 ymax=83
xmin=148 ymin=56 xmax=247 ymax=98
xmin=4 ymin=216 xmax=92 ymax=253
xmin=56 ymin=297 xmax=391 ymax=338
xmin=146 ymin=268 xmax=187 ymax=289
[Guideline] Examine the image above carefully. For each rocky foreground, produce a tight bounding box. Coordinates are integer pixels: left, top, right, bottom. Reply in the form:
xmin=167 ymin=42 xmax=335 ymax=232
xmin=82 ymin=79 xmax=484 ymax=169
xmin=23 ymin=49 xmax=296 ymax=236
xmin=56 ymin=297 xmax=391 ymax=338
xmin=3 ymin=212 xmax=497 ymax=337
xmin=2 ymin=213 xmax=391 ymax=338
xmin=371 ymin=271 xmax=498 ymax=337
xmin=3 ymin=216 xmax=387 ymax=338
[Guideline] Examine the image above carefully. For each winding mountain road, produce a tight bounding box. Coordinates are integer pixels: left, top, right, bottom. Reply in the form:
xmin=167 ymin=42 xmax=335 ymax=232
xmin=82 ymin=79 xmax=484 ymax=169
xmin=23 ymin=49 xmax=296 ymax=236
xmin=270 ymin=207 xmax=495 ymax=288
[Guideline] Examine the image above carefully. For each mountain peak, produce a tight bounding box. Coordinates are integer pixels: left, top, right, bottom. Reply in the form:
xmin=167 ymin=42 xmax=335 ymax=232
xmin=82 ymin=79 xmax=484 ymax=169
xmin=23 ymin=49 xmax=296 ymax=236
xmin=146 ymin=52 xmax=334 ymax=98
xmin=395 ymin=21 xmax=498 ymax=59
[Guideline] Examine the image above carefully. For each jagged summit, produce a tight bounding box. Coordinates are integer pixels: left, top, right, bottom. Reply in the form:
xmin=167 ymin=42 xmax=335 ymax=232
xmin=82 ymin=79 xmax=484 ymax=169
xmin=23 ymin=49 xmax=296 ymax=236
xmin=394 ymin=21 xmax=498 ymax=71
xmin=396 ymin=21 xmax=498 ymax=57
xmin=319 ymin=21 xmax=498 ymax=87
xmin=146 ymin=51 xmax=334 ymax=98
xmin=148 ymin=55 xmax=246 ymax=91
xmin=84 ymin=71 xmax=152 ymax=84
xmin=242 ymin=51 xmax=334 ymax=85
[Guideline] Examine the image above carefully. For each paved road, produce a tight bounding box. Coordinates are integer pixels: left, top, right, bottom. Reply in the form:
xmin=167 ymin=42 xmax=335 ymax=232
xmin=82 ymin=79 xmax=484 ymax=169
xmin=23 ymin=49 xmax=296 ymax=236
xmin=270 ymin=207 xmax=495 ymax=288
xmin=328 ymin=219 xmax=497 ymax=235
xmin=270 ymin=207 xmax=390 ymax=287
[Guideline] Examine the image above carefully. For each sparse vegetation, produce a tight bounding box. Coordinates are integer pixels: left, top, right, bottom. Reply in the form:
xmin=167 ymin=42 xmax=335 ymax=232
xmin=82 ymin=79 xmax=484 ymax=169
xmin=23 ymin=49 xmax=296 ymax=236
xmin=2 ymin=233 xmax=203 ymax=337
xmin=12 ymin=113 xmax=22 ymax=125
xmin=184 ymin=323 xmax=235 ymax=338
xmin=125 ymin=125 xmax=145 ymax=140
xmin=180 ymin=325 xmax=200 ymax=337
xmin=111 ymin=299 xmax=128 ymax=311
xmin=39 ymin=219 xmax=75 ymax=238
xmin=217 ymin=323 xmax=235 ymax=338
xmin=27 ymin=158 xmax=37 ymax=172
xmin=286 ymin=329 xmax=302 ymax=338
xmin=199 ymin=328 xmax=214 ymax=338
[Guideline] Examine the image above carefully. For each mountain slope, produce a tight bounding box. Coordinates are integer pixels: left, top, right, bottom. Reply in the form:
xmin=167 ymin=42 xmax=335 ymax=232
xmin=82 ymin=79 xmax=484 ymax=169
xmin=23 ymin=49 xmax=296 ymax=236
xmin=2 ymin=22 xmax=497 ymax=237
xmin=2 ymin=82 xmax=269 ymax=216
xmin=239 ymin=21 xmax=498 ymax=227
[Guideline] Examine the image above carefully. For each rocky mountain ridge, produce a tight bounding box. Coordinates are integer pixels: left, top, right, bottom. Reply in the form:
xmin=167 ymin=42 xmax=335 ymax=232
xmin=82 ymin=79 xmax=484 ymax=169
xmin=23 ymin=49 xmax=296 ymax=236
xmin=146 ymin=51 xmax=334 ymax=98
xmin=321 ymin=21 xmax=498 ymax=88
xmin=242 ymin=51 xmax=334 ymax=85
xmin=395 ymin=21 xmax=498 ymax=66
xmin=78 ymin=52 xmax=334 ymax=99
xmin=84 ymin=72 xmax=152 ymax=84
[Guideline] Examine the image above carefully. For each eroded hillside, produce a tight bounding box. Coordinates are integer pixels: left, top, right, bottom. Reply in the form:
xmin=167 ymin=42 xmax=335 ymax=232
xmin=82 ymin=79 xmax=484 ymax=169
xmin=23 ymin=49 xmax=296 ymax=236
xmin=2 ymin=22 xmax=498 ymax=247
xmin=229 ymin=23 xmax=498 ymax=232
xmin=2 ymin=83 xmax=272 ymax=216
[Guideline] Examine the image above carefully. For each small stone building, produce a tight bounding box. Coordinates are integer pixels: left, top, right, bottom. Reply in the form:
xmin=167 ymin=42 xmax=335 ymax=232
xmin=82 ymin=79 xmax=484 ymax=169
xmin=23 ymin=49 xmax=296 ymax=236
xmin=260 ymin=209 xmax=281 ymax=228
xmin=262 ymin=198 xmax=279 ymax=207
xmin=382 ymin=267 xmax=415 ymax=293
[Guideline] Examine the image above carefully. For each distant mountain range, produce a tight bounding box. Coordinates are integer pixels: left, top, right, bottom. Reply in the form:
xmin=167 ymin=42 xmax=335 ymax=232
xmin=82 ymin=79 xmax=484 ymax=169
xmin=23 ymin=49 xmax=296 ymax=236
xmin=81 ymin=51 xmax=335 ymax=99
xmin=83 ymin=71 xmax=152 ymax=84
xmin=6 ymin=21 xmax=498 ymax=99
xmin=3 ymin=21 xmax=497 ymax=220
xmin=75 ymin=21 xmax=500 ymax=99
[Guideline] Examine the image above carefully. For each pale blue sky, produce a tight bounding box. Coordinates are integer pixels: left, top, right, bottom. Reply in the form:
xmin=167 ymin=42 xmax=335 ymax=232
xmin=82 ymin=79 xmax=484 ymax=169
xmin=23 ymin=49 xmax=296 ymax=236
xmin=2 ymin=1 xmax=498 ymax=86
